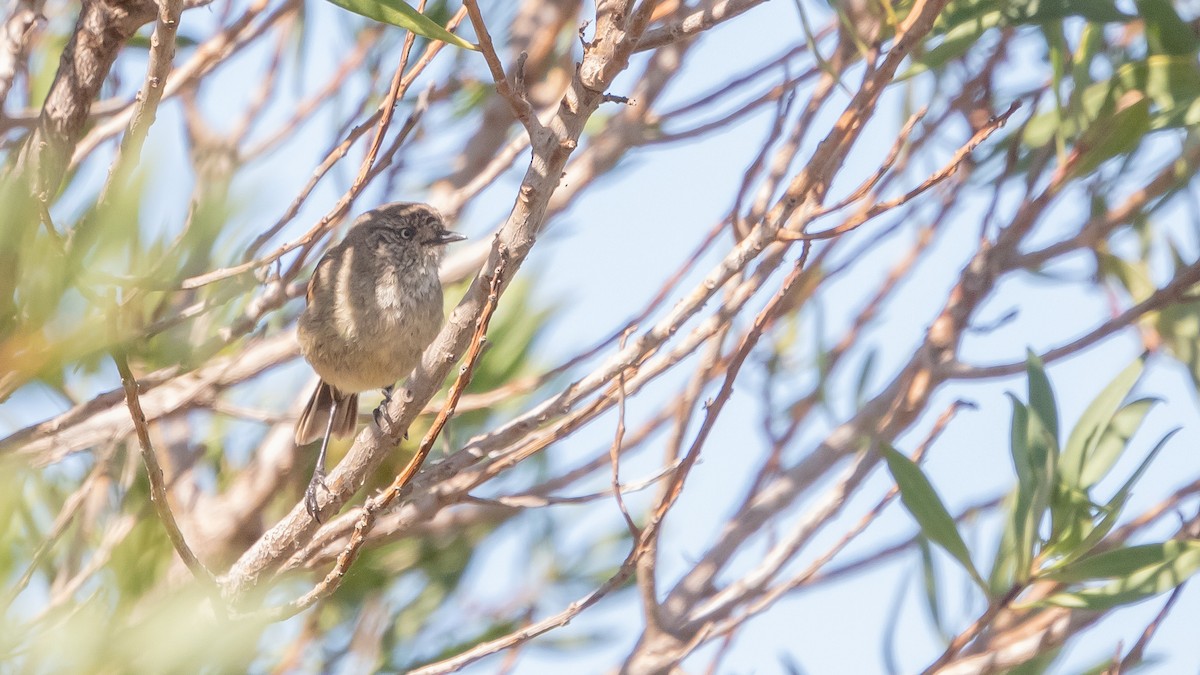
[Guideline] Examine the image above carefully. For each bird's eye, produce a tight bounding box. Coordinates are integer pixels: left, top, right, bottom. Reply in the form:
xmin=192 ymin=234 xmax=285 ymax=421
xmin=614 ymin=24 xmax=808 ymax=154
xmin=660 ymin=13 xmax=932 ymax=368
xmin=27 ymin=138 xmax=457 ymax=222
xmin=399 ymin=227 xmax=415 ymax=240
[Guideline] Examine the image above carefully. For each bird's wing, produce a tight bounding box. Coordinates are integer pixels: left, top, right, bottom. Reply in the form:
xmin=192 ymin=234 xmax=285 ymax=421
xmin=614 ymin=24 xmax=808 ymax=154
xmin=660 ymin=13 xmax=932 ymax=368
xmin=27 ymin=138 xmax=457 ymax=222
xmin=306 ymin=254 xmax=335 ymax=306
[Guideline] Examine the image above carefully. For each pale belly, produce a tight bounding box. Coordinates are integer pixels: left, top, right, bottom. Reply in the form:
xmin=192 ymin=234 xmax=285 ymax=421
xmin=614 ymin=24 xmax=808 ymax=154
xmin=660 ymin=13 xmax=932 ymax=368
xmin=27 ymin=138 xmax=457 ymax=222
xmin=297 ymin=301 xmax=442 ymax=394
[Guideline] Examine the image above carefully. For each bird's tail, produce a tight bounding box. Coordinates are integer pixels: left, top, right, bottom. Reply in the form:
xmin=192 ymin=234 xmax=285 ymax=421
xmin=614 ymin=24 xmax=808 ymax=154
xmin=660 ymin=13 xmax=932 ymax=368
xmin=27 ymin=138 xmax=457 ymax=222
xmin=295 ymin=380 xmax=359 ymax=446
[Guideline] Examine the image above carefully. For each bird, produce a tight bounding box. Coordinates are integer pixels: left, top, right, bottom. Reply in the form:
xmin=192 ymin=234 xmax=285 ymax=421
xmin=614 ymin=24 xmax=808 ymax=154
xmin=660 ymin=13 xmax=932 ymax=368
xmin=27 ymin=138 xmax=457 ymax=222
xmin=294 ymin=201 xmax=465 ymax=520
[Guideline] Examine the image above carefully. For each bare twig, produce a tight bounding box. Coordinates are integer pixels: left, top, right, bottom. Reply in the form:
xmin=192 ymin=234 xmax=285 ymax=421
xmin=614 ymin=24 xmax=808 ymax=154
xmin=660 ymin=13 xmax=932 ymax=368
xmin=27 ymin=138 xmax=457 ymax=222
xmin=463 ymin=0 xmax=541 ymax=135
xmin=1111 ymin=583 xmax=1186 ymax=673
xmin=97 ymin=0 xmax=184 ymax=203
xmin=945 ymin=258 xmax=1200 ymax=379
xmin=635 ymin=0 xmax=769 ymax=52
xmin=111 ymin=350 xmax=217 ymax=593
xmin=610 ymin=328 xmax=640 ymax=537
xmin=782 ymin=101 xmax=1019 ymax=241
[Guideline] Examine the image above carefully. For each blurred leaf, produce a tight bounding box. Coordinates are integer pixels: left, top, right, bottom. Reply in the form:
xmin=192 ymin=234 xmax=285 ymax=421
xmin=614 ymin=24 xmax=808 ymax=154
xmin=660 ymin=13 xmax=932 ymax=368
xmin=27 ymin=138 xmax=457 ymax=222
xmin=1025 ymin=56 xmax=1200 ymax=151
xmin=1079 ymin=397 xmax=1156 ymax=488
xmin=324 ymin=0 xmax=477 ymax=50
xmin=1136 ymin=0 xmax=1200 ymax=56
xmin=1025 ymin=350 xmax=1059 ymax=443
xmin=938 ymin=0 xmax=1132 ymax=30
xmin=1155 ymin=254 xmax=1200 ymax=389
xmin=1042 ymin=540 xmax=1200 ymax=609
xmin=883 ymin=445 xmax=986 ymax=590
xmin=1071 ymin=428 xmax=1177 ymax=556
xmin=1067 ymin=92 xmax=1151 ymax=178
xmin=1060 ymin=357 xmax=1144 ymax=489
xmin=1046 ymin=483 xmax=1093 ymax=559
xmin=1015 ymin=0 xmax=1132 ymax=23
xmin=904 ymin=9 xmax=1003 ymax=79
xmin=917 ymin=536 xmax=951 ymax=639
xmin=1008 ymin=397 xmax=1038 ymax=578
xmin=1096 ymin=250 xmax=1156 ymax=303
xmin=908 ymin=0 xmax=1131 ymax=79
xmin=855 ymin=348 xmax=877 ymax=410
xmin=1008 ymin=374 xmax=1057 ymax=582
xmin=1044 ymin=540 xmax=1200 ymax=584
xmin=1007 ymin=647 xmax=1063 ymax=675
xmin=989 ymin=501 xmax=1022 ymax=593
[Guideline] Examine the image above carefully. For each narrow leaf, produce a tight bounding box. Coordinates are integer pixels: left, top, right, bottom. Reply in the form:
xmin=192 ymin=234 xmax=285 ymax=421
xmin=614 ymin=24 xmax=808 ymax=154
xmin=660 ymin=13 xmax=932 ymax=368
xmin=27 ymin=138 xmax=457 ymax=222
xmin=324 ymin=0 xmax=477 ymax=50
xmin=1045 ymin=541 xmax=1200 ymax=583
xmin=1137 ymin=0 xmax=1200 ymax=56
xmin=1042 ymin=541 xmax=1200 ymax=610
xmin=1007 ymin=396 xmax=1038 ymax=578
xmin=883 ymin=445 xmax=986 ymax=590
xmin=1061 ymin=357 xmax=1144 ymax=488
xmin=1025 ymin=350 xmax=1059 ymax=443
xmin=1080 ymin=397 xmax=1158 ymax=488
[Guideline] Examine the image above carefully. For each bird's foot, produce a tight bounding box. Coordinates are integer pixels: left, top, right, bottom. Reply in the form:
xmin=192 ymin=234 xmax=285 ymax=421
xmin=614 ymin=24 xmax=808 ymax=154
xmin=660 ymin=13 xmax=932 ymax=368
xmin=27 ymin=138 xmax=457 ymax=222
xmin=372 ymin=400 xmax=392 ymax=435
xmin=305 ymin=469 xmax=328 ymax=522
xmin=373 ymin=386 xmax=407 ymax=439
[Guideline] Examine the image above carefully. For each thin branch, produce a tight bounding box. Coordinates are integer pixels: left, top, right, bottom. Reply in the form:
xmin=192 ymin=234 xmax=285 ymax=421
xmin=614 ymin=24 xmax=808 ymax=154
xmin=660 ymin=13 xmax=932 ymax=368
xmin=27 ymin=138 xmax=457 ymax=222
xmin=464 ymin=460 xmax=680 ymax=508
xmin=635 ymin=0 xmax=770 ymax=52
xmin=809 ymin=106 xmax=928 ymax=218
xmin=622 ymin=243 xmax=815 ymax=671
xmin=187 ymin=7 xmax=466 ymax=287
xmin=97 ymin=0 xmax=184 ymax=204
xmin=782 ymin=101 xmax=1020 ymax=241
xmin=70 ymin=0 xmax=292 ymax=170
xmin=944 ymin=258 xmax=1200 ymax=379
xmin=1111 ymin=583 xmax=1187 ymax=673
xmin=686 ymin=400 xmax=974 ymax=631
xmin=463 ymin=0 xmax=541 ymax=135
xmin=111 ymin=349 xmax=218 ymax=596
xmin=610 ymin=328 xmax=641 ymax=537
xmin=921 ymin=584 xmax=1026 ymax=675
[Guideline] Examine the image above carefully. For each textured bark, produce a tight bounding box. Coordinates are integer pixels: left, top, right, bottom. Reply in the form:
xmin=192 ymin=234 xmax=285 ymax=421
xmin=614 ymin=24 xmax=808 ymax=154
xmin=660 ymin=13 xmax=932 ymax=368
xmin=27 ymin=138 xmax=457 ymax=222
xmin=1 ymin=0 xmax=154 ymax=342
xmin=15 ymin=0 xmax=154 ymax=196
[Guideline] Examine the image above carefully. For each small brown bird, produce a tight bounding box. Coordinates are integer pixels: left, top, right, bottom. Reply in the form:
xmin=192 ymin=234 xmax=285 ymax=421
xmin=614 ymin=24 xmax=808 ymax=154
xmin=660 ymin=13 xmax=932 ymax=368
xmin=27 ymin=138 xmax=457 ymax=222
xmin=295 ymin=202 xmax=465 ymax=519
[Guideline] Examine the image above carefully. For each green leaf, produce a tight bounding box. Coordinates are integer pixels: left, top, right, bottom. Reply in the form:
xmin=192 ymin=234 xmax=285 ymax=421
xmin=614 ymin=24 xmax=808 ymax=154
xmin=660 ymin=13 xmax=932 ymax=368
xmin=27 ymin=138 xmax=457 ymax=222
xmin=1025 ymin=350 xmax=1059 ymax=444
xmin=1137 ymin=0 xmax=1200 ymax=56
xmin=1024 ymin=56 xmax=1200 ymax=151
xmin=1080 ymin=397 xmax=1157 ymax=487
xmin=1042 ymin=541 xmax=1200 ymax=610
xmin=904 ymin=9 xmax=1003 ymax=79
xmin=1016 ymin=0 xmax=1133 ymax=24
xmin=1069 ymin=93 xmax=1152 ymax=178
xmin=854 ymin=349 xmax=877 ymax=410
xmin=909 ymin=0 xmax=1131 ymax=79
xmin=1047 ymin=428 xmax=1177 ymax=566
xmin=989 ymin=501 xmax=1019 ymax=593
xmin=917 ymin=537 xmax=950 ymax=639
xmin=1044 ymin=540 xmax=1200 ymax=584
xmin=883 ymin=445 xmax=986 ymax=590
xmin=1046 ymin=484 xmax=1095 ymax=557
xmin=1008 ymin=396 xmax=1041 ymax=579
xmin=323 ymin=0 xmax=477 ymax=50
xmin=1061 ymin=357 xmax=1144 ymax=489
xmin=937 ymin=0 xmax=1132 ymax=30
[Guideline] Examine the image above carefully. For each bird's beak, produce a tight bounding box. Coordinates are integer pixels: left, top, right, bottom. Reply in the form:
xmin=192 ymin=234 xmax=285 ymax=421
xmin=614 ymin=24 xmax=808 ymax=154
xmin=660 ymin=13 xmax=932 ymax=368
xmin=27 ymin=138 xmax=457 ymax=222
xmin=435 ymin=230 xmax=467 ymax=245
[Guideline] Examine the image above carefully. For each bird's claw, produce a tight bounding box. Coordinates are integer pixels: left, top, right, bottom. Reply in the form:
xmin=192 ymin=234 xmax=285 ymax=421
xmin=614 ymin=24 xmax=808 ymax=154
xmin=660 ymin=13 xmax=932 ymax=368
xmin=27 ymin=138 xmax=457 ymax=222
xmin=305 ymin=470 xmax=328 ymax=522
xmin=373 ymin=402 xmax=392 ymax=435
xmin=373 ymin=386 xmax=407 ymax=439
